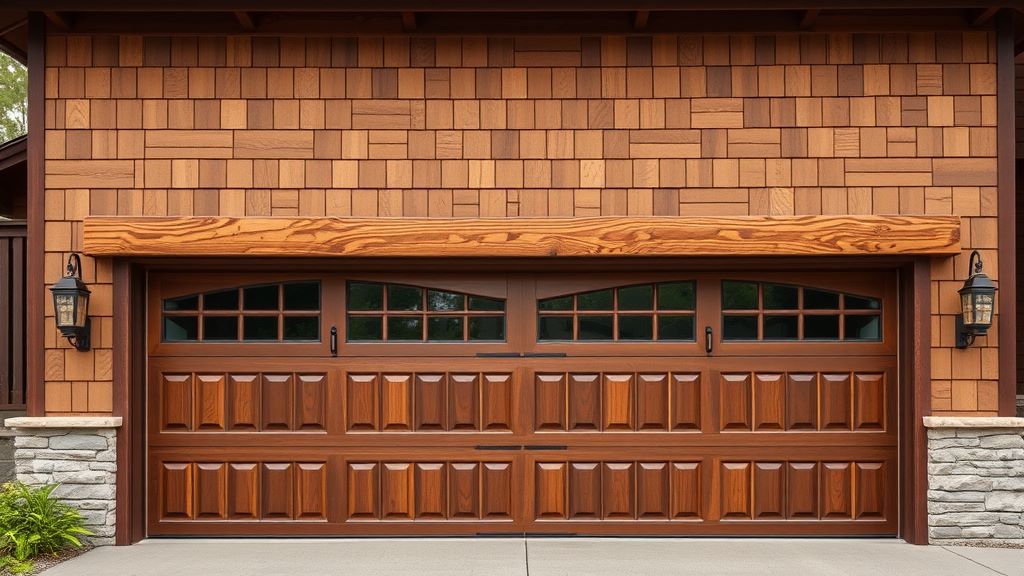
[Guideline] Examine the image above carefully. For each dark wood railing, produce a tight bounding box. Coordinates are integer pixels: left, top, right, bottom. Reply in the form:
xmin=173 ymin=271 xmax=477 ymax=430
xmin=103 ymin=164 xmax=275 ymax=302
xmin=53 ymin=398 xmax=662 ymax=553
xmin=0 ymin=220 xmax=26 ymax=409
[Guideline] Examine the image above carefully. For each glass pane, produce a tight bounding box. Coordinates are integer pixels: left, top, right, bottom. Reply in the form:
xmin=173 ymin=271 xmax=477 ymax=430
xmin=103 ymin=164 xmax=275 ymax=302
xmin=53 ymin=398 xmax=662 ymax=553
xmin=845 ymin=294 xmax=880 ymax=310
xmin=203 ymin=316 xmax=238 ymax=341
xmin=578 ymin=315 xmax=614 ymax=340
xmin=577 ymin=289 xmax=613 ymax=311
xmin=722 ymin=281 xmax=758 ymax=310
xmin=804 ymin=315 xmax=839 ymax=339
xmin=347 ymin=316 xmax=383 ymax=341
xmin=203 ymin=289 xmax=239 ymax=311
xmin=845 ymin=315 xmax=881 ymax=340
xmin=723 ymin=315 xmax=758 ymax=340
xmin=469 ymin=296 xmax=505 ymax=311
xmin=283 ymin=316 xmax=319 ymax=341
xmin=618 ymin=285 xmax=654 ymax=311
xmin=804 ymin=289 xmax=840 ymax=310
xmin=428 ymin=316 xmax=464 ymax=341
xmin=657 ymin=282 xmax=695 ymax=311
xmin=243 ymin=316 xmax=278 ymax=340
xmin=388 ymin=285 xmax=423 ymax=311
xmin=469 ymin=316 xmax=505 ymax=341
xmin=348 ymin=282 xmax=384 ymax=311
xmin=658 ymin=315 xmax=695 ymax=341
xmin=763 ymin=284 xmax=798 ymax=310
xmin=244 ymin=285 xmax=279 ymax=311
xmin=283 ymin=282 xmax=320 ymax=311
xmin=539 ymin=296 xmax=573 ymax=311
xmin=163 ymin=295 xmax=198 ymax=311
xmin=163 ymin=316 xmax=197 ymax=341
xmin=538 ymin=316 xmax=573 ymax=340
xmin=387 ymin=316 xmax=423 ymax=340
xmin=618 ymin=315 xmax=653 ymax=340
xmin=763 ymin=315 xmax=798 ymax=340
xmin=427 ymin=290 xmax=465 ymax=311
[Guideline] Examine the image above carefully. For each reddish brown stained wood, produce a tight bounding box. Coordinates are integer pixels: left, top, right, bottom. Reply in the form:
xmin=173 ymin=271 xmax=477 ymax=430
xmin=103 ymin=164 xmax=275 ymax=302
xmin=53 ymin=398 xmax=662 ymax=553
xmin=83 ymin=215 xmax=961 ymax=258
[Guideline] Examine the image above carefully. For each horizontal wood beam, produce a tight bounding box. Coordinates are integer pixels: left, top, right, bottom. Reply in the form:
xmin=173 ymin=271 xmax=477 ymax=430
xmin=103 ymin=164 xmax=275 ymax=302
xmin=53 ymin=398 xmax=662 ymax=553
xmin=82 ymin=216 xmax=961 ymax=258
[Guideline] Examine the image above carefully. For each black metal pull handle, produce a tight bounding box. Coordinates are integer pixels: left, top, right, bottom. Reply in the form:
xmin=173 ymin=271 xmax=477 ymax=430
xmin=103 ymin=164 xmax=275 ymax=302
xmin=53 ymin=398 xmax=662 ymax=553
xmin=705 ymin=326 xmax=713 ymax=354
xmin=330 ymin=326 xmax=338 ymax=356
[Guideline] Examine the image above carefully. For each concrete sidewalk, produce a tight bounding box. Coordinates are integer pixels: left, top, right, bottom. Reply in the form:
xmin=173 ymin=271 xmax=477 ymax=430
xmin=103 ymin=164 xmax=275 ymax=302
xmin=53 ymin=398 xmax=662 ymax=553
xmin=40 ymin=538 xmax=1024 ymax=576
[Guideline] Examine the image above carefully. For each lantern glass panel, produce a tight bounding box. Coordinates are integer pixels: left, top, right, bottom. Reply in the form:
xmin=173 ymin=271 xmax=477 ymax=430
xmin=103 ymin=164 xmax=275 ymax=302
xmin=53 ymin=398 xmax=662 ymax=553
xmin=974 ymin=292 xmax=994 ymax=325
xmin=961 ymin=292 xmax=974 ymax=323
xmin=76 ymin=293 xmax=89 ymax=327
xmin=54 ymin=293 xmax=76 ymax=327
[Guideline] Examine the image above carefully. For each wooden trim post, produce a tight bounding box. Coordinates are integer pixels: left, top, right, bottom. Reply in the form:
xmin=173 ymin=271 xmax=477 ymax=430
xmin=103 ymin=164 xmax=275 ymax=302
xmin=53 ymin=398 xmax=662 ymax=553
xmin=25 ymin=13 xmax=45 ymax=417
xmin=997 ymin=10 xmax=1017 ymax=416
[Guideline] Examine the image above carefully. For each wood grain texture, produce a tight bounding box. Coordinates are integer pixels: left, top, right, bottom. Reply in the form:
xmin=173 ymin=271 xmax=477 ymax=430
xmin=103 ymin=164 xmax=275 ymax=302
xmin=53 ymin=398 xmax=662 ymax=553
xmin=83 ymin=215 xmax=960 ymax=258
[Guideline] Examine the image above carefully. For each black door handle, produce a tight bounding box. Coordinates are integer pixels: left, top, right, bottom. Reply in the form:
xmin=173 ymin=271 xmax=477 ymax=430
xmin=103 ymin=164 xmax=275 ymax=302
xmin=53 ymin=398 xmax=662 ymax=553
xmin=330 ymin=326 xmax=338 ymax=356
xmin=705 ymin=326 xmax=713 ymax=354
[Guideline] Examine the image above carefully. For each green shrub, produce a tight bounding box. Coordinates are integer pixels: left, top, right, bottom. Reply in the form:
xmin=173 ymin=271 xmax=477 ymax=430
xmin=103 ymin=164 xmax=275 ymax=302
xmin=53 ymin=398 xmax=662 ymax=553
xmin=0 ymin=483 xmax=92 ymax=573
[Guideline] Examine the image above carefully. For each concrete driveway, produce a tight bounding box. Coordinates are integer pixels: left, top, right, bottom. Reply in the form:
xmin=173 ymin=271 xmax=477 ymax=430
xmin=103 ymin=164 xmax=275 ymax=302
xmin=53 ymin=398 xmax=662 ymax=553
xmin=41 ymin=538 xmax=1024 ymax=576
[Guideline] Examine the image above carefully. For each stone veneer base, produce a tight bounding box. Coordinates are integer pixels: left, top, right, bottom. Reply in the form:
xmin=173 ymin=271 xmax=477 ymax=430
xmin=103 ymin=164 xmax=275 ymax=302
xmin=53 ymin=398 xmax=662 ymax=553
xmin=5 ymin=417 xmax=120 ymax=546
xmin=925 ymin=416 xmax=1024 ymax=545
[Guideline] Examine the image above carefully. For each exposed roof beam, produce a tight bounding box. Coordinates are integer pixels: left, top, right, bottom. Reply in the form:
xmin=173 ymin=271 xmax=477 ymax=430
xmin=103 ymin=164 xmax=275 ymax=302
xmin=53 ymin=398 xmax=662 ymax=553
xmin=233 ymin=10 xmax=256 ymax=30
xmin=799 ymin=8 xmax=819 ymax=29
xmin=401 ymin=11 xmax=416 ymax=31
xmin=0 ymin=19 xmax=27 ymax=37
xmin=43 ymin=11 xmax=72 ymax=31
xmin=0 ymin=37 xmax=26 ymax=65
xmin=633 ymin=10 xmax=650 ymax=30
xmin=971 ymin=6 xmax=1000 ymax=26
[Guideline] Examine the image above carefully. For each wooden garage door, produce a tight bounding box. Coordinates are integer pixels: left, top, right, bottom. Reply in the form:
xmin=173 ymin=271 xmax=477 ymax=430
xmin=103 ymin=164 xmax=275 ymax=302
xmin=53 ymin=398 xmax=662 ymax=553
xmin=147 ymin=270 xmax=898 ymax=536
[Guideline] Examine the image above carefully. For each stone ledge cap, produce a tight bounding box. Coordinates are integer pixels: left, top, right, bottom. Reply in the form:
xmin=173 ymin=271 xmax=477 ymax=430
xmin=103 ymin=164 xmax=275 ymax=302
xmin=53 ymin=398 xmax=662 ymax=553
xmin=4 ymin=417 xmax=122 ymax=429
xmin=924 ymin=416 xmax=1024 ymax=429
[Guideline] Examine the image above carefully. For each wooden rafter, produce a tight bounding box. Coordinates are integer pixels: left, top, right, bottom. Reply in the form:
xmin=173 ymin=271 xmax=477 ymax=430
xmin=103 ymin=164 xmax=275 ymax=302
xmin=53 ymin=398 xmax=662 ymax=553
xmin=401 ymin=11 xmax=417 ymax=31
xmin=633 ymin=10 xmax=650 ymax=30
xmin=970 ymin=6 xmax=1000 ymax=26
xmin=82 ymin=215 xmax=962 ymax=258
xmin=799 ymin=8 xmax=820 ymax=29
xmin=42 ymin=11 xmax=72 ymax=31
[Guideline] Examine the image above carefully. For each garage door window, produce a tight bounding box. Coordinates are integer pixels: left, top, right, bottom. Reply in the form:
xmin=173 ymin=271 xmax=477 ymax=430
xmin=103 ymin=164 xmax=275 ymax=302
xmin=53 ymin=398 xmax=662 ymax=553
xmin=721 ymin=281 xmax=880 ymax=342
xmin=346 ymin=281 xmax=506 ymax=342
xmin=537 ymin=281 xmax=695 ymax=342
xmin=162 ymin=281 xmax=321 ymax=342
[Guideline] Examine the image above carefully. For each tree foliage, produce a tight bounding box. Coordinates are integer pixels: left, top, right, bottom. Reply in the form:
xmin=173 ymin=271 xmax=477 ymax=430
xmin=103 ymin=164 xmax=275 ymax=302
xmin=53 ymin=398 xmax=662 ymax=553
xmin=0 ymin=51 xmax=27 ymax=143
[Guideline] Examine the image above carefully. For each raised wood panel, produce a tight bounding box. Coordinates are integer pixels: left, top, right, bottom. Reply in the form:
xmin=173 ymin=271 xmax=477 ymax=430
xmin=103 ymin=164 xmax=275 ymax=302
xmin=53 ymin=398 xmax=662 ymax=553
xmin=228 ymin=375 xmax=259 ymax=431
xmin=346 ymin=463 xmax=380 ymax=520
xmin=821 ymin=462 xmax=852 ymax=519
xmin=261 ymin=375 xmax=294 ymax=431
xmin=228 ymin=463 xmax=258 ymax=520
xmin=602 ymin=374 xmax=635 ymax=431
xmin=670 ymin=462 xmax=702 ymax=520
xmin=785 ymin=374 xmax=817 ymax=431
xmin=381 ymin=462 xmax=414 ymax=519
xmin=568 ymin=374 xmax=600 ymax=431
xmin=753 ymin=462 xmax=784 ymax=519
xmin=535 ymin=373 xmax=566 ymax=431
xmin=84 ymin=215 xmax=962 ymax=258
xmin=670 ymin=373 xmax=701 ymax=431
xmin=568 ymin=462 xmax=601 ymax=519
xmin=295 ymin=463 xmax=327 ymax=520
xmin=261 ymin=463 xmax=294 ymax=519
xmin=448 ymin=374 xmax=479 ymax=431
xmin=719 ymin=462 xmax=752 ymax=519
xmin=821 ymin=374 xmax=852 ymax=431
xmin=346 ymin=374 xmax=378 ymax=431
xmin=602 ymin=462 xmax=635 ymax=520
xmin=481 ymin=374 xmax=513 ymax=432
xmin=535 ymin=462 xmax=568 ymax=520
xmin=414 ymin=374 xmax=446 ymax=431
xmin=448 ymin=463 xmax=480 ymax=519
xmin=161 ymin=374 xmax=192 ymax=431
xmin=194 ymin=462 xmax=226 ymax=519
xmin=636 ymin=374 xmax=668 ymax=431
xmin=414 ymin=463 xmax=446 ymax=519
xmin=853 ymin=373 xmax=885 ymax=431
xmin=637 ymin=462 xmax=669 ymax=520
xmin=296 ymin=374 xmax=326 ymax=431
xmin=786 ymin=463 xmax=818 ymax=519
xmin=195 ymin=375 xmax=225 ymax=431
xmin=481 ymin=462 xmax=513 ymax=520
xmin=719 ymin=374 xmax=751 ymax=431
xmin=855 ymin=462 xmax=886 ymax=520
xmin=752 ymin=374 xmax=784 ymax=431
xmin=381 ymin=375 xmax=413 ymax=431
xmin=160 ymin=462 xmax=193 ymax=520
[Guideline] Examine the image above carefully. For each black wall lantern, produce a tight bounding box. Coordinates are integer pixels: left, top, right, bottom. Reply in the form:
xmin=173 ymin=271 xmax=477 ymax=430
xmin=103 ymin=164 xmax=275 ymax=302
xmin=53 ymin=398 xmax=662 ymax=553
xmin=956 ymin=250 xmax=995 ymax=349
xmin=50 ymin=253 xmax=91 ymax=351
